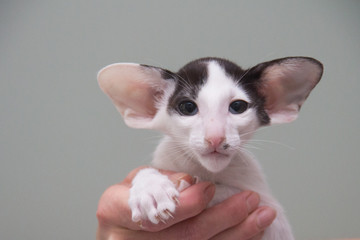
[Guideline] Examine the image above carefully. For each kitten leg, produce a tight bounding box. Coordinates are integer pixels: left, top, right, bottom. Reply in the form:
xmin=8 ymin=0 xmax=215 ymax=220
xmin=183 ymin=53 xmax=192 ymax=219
xmin=128 ymin=168 xmax=180 ymax=224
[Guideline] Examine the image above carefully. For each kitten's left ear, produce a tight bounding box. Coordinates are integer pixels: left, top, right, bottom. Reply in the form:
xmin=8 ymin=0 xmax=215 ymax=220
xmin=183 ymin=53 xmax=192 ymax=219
xmin=97 ymin=63 xmax=175 ymax=129
xmin=252 ymin=57 xmax=323 ymax=124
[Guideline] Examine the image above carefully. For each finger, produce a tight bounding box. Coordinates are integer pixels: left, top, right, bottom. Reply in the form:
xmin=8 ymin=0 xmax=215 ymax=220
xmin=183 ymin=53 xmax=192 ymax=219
xmin=104 ymin=166 xmax=205 ymax=227
xmin=97 ymin=182 xmax=214 ymax=232
xmin=238 ymin=207 xmax=276 ymax=238
xmin=105 ymin=167 xmax=196 ymax=230
xmin=96 ymin=184 xmax=133 ymax=229
xmin=162 ymin=191 xmax=260 ymax=240
xmin=108 ymin=182 xmax=215 ymax=240
xmin=210 ymin=206 xmax=276 ymax=240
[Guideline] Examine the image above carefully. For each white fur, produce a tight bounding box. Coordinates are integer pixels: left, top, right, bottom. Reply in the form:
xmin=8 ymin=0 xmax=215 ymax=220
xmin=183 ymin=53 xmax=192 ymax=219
xmin=129 ymin=62 xmax=294 ymax=239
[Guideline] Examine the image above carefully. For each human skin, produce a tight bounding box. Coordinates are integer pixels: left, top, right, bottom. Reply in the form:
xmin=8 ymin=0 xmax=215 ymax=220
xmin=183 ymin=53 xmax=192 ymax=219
xmin=96 ymin=167 xmax=277 ymax=240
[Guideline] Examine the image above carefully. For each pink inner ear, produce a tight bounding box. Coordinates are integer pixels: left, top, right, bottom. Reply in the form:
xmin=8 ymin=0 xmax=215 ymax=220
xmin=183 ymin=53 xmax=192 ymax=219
xmin=98 ymin=63 xmax=171 ymax=129
xmin=258 ymin=58 xmax=322 ymax=124
xmin=117 ymin=81 xmax=158 ymax=117
xmin=98 ymin=63 xmax=158 ymax=117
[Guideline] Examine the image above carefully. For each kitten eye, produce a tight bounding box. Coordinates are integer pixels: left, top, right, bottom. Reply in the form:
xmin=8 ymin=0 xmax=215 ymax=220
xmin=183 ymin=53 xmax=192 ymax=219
xmin=229 ymin=100 xmax=249 ymax=114
xmin=178 ymin=101 xmax=198 ymax=116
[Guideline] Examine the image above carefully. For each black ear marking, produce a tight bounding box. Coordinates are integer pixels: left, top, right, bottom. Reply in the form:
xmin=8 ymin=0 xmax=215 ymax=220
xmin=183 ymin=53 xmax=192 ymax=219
xmin=243 ymin=57 xmax=323 ymax=124
xmin=140 ymin=64 xmax=178 ymax=81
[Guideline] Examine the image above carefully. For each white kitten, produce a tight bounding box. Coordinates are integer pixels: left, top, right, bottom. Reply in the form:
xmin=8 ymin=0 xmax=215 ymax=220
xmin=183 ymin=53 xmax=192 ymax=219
xmin=98 ymin=57 xmax=323 ymax=240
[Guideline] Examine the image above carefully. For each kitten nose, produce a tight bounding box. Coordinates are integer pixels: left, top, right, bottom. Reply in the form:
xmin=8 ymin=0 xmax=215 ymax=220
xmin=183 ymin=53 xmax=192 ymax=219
xmin=205 ymin=136 xmax=225 ymax=149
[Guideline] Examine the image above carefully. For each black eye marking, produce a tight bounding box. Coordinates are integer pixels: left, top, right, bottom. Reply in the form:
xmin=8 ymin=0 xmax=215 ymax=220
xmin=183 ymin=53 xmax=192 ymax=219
xmin=178 ymin=101 xmax=198 ymax=116
xmin=229 ymin=100 xmax=249 ymax=114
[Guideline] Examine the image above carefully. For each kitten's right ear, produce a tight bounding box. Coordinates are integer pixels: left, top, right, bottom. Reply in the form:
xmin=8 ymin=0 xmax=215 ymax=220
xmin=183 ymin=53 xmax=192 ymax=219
xmin=250 ymin=57 xmax=323 ymax=124
xmin=97 ymin=63 xmax=175 ymax=129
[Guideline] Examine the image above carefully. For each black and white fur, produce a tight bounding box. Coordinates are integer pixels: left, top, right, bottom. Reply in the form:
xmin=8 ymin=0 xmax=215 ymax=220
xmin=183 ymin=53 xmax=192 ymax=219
xmin=98 ymin=57 xmax=323 ymax=240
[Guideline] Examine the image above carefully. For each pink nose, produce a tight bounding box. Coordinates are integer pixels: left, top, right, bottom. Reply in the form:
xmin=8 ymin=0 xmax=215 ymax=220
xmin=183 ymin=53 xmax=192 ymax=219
xmin=205 ymin=136 xmax=225 ymax=148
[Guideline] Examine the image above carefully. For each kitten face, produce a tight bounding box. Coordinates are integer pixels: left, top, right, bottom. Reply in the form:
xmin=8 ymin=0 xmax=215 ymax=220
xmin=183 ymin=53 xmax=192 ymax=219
xmin=98 ymin=56 xmax=322 ymax=174
xmin=164 ymin=60 xmax=260 ymax=173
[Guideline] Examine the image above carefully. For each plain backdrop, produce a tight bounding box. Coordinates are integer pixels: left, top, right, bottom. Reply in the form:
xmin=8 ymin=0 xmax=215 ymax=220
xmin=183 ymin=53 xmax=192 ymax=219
xmin=1 ymin=1 xmax=359 ymax=239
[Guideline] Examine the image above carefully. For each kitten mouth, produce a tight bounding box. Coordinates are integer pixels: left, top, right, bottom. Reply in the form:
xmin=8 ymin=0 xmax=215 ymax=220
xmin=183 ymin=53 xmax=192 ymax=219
xmin=205 ymin=151 xmax=228 ymax=158
xmin=210 ymin=150 xmax=220 ymax=154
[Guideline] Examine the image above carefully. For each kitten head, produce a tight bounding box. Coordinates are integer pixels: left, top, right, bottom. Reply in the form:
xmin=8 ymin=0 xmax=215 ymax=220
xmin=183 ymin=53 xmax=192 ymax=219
xmin=98 ymin=57 xmax=323 ymax=172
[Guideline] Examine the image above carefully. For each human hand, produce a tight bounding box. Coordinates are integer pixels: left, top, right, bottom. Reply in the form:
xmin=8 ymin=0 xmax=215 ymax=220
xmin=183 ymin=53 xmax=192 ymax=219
xmin=96 ymin=167 xmax=276 ymax=240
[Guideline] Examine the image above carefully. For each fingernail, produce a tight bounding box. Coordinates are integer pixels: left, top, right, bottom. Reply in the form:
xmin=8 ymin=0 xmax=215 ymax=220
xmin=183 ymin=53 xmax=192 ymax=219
xmin=176 ymin=174 xmax=193 ymax=191
xmin=204 ymin=183 xmax=215 ymax=202
xmin=246 ymin=192 xmax=260 ymax=212
xmin=177 ymin=179 xmax=191 ymax=192
xmin=257 ymin=208 xmax=276 ymax=229
xmin=193 ymin=176 xmax=200 ymax=184
xmin=176 ymin=174 xmax=192 ymax=183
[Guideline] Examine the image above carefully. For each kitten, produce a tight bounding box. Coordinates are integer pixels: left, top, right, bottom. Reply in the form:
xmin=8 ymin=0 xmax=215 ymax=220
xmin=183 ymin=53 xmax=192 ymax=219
xmin=98 ymin=57 xmax=323 ymax=240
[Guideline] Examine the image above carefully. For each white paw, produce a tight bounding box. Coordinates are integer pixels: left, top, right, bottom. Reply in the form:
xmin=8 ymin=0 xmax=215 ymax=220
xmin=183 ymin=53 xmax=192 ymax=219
xmin=128 ymin=168 xmax=180 ymax=224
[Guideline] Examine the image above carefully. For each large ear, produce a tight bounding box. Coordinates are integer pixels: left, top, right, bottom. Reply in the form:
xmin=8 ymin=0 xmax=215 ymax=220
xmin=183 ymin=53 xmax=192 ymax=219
xmin=97 ymin=63 xmax=174 ymax=129
xmin=252 ymin=57 xmax=323 ymax=124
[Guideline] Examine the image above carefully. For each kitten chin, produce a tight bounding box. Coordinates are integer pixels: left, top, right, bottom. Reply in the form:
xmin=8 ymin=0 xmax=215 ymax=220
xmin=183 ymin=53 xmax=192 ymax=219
xmin=197 ymin=152 xmax=232 ymax=173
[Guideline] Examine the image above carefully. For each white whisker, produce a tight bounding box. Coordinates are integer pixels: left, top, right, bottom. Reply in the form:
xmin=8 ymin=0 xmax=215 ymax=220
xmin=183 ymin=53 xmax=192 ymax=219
xmin=247 ymin=139 xmax=295 ymax=150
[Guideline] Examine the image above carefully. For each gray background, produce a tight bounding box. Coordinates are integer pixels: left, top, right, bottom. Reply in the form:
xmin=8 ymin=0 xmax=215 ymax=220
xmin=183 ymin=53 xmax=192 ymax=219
xmin=1 ymin=1 xmax=359 ymax=239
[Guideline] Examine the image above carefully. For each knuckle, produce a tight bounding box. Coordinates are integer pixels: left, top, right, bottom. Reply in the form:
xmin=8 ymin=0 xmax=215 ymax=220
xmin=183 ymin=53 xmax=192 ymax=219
xmin=96 ymin=202 xmax=111 ymax=225
xmin=96 ymin=184 xmax=125 ymax=224
xmin=96 ymin=188 xmax=113 ymax=224
xmin=95 ymin=207 xmax=106 ymax=223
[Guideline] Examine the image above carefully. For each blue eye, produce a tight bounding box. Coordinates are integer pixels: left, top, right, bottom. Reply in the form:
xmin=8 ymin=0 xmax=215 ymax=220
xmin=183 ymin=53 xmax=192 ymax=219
xmin=229 ymin=100 xmax=249 ymax=114
xmin=178 ymin=101 xmax=198 ymax=116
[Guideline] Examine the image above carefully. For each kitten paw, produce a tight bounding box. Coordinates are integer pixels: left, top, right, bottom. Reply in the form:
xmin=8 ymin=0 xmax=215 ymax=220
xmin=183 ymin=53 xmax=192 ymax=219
xmin=128 ymin=168 xmax=179 ymax=224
